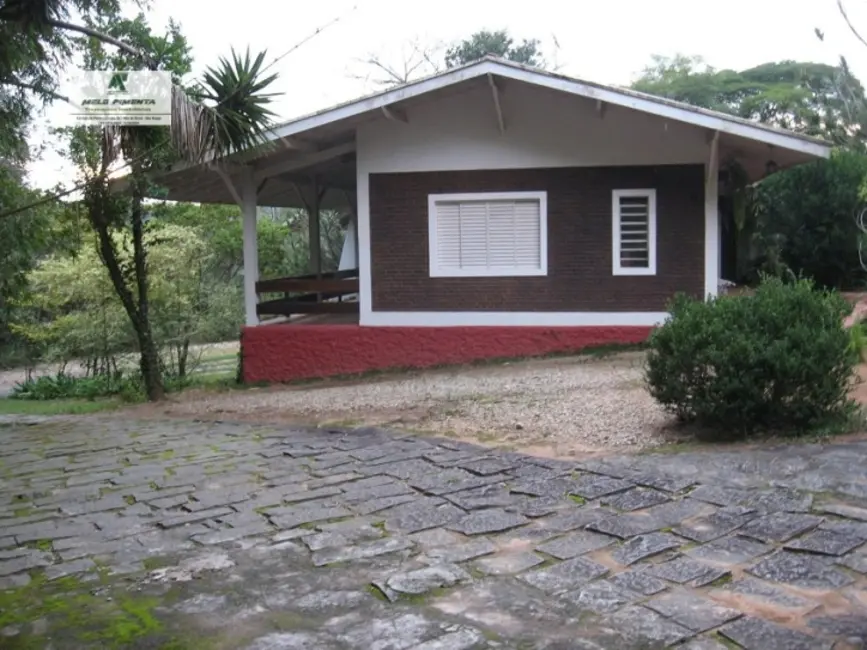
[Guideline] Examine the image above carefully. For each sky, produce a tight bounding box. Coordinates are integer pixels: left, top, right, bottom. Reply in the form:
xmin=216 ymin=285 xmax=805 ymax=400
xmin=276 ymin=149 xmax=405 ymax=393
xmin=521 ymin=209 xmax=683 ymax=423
xmin=28 ymin=0 xmax=867 ymax=189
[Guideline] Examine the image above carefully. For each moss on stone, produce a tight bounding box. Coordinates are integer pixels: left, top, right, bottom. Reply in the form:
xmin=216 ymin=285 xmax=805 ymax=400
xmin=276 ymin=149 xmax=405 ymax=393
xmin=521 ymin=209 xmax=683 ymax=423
xmin=365 ymin=584 xmax=388 ymax=601
xmin=142 ymin=556 xmax=174 ymax=572
xmin=0 ymin=573 xmax=183 ymax=649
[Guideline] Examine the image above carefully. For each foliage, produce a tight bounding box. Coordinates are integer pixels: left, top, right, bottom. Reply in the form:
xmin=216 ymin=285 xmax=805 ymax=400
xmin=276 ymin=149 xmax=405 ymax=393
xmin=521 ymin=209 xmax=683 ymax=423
xmin=632 ymin=55 xmax=867 ymax=147
xmin=645 ymin=278 xmax=856 ymax=435
xmin=152 ymin=202 xmax=335 ymax=281
xmin=52 ymin=8 xmax=277 ymax=401
xmin=0 ymin=396 xmax=122 ymax=415
xmin=13 ymin=221 xmax=241 ymax=376
xmin=11 ymin=371 xmax=139 ymax=401
xmin=749 ymin=150 xmax=867 ymax=289
xmin=0 ymin=0 xmax=125 ymax=160
xmin=444 ymin=29 xmax=543 ymax=69
xmin=186 ymin=48 xmax=279 ymax=161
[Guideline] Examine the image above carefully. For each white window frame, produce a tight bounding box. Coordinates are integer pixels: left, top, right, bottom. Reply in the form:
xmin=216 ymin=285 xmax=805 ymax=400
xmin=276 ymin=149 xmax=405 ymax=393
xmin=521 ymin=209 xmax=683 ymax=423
xmin=427 ymin=191 xmax=548 ymax=278
xmin=612 ymin=188 xmax=657 ymax=276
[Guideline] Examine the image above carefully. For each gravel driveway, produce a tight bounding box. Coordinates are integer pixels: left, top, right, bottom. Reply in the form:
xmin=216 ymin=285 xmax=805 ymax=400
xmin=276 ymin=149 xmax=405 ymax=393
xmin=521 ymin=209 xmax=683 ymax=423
xmin=154 ymin=351 xmax=677 ymax=454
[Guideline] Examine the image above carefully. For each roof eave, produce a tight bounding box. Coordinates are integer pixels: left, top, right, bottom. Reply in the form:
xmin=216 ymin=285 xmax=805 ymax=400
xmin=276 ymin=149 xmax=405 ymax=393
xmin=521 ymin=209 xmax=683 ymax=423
xmin=161 ymin=56 xmax=833 ymax=181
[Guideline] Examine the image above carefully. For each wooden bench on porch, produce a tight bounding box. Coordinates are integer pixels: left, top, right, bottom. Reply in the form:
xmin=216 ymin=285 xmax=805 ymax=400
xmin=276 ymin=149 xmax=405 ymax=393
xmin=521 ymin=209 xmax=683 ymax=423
xmin=255 ymin=268 xmax=359 ymax=319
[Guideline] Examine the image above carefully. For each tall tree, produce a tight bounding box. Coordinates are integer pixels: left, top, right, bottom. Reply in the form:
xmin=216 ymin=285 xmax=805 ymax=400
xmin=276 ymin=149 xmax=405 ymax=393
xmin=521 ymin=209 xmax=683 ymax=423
xmin=2 ymin=2 xmax=279 ymax=399
xmin=631 ymin=54 xmax=866 ymax=147
xmin=445 ymin=29 xmax=544 ymax=69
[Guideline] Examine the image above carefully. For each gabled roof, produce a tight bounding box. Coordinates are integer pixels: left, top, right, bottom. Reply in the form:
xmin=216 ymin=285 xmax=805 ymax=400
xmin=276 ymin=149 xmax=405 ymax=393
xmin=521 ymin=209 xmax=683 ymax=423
xmin=153 ymin=55 xmax=832 ymax=208
xmin=266 ymin=55 xmax=832 ymax=159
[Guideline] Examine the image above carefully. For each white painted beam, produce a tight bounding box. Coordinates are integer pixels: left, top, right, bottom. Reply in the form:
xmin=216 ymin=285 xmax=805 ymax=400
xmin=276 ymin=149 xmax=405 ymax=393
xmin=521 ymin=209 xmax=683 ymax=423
xmin=252 ymin=142 xmax=355 ymax=182
xmin=705 ymin=131 xmax=720 ymax=300
xmin=241 ymin=167 xmax=260 ymax=327
xmin=488 ymin=74 xmax=505 ymax=134
xmin=596 ymin=99 xmax=607 ymax=119
xmin=309 ymin=176 xmax=321 ymax=275
xmin=211 ymin=165 xmax=243 ymax=206
xmin=381 ymin=105 xmax=408 ymax=123
xmin=279 ymin=136 xmax=317 ymax=152
xmin=707 ymin=130 xmax=720 ymax=183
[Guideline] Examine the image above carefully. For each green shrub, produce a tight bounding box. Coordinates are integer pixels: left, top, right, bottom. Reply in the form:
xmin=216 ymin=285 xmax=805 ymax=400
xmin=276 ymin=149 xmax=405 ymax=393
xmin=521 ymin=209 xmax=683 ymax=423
xmin=645 ymin=278 xmax=857 ymax=435
xmin=11 ymin=372 xmax=142 ymax=401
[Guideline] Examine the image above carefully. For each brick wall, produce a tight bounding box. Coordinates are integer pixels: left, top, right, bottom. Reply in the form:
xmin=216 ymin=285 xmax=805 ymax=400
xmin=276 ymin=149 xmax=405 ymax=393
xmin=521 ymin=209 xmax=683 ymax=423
xmin=369 ymin=164 xmax=705 ymax=312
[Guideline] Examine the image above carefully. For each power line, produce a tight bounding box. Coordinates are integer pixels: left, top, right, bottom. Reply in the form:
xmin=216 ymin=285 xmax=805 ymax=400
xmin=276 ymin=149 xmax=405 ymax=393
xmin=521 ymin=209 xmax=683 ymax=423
xmin=0 ymin=7 xmax=357 ymax=220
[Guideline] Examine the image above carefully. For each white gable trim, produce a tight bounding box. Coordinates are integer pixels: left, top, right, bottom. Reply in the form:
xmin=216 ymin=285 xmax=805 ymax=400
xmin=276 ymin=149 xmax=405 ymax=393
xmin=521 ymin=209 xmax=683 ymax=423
xmin=270 ymin=59 xmax=831 ymax=159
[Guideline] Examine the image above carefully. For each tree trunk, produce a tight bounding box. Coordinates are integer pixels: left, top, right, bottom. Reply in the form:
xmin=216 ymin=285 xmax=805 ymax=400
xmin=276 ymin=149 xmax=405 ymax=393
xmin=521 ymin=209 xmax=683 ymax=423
xmin=88 ymin=175 xmax=164 ymax=401
xmin=130 ymin=181 xmax=164 ymax=401
xmin=178 ymin=340 xmax=189 ymax=379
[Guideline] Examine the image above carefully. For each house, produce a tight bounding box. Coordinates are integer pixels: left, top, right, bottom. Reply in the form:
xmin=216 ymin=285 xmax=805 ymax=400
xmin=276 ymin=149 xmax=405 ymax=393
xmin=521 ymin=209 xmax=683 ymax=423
xmin=155 ymin=56 xmax=832 ymax=383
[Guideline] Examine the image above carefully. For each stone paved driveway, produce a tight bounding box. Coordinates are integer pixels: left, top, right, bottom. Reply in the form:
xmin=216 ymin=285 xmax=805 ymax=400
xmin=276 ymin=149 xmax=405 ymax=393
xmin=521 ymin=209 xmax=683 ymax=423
xmin=2 ymin=417 xmax=867 ymax=649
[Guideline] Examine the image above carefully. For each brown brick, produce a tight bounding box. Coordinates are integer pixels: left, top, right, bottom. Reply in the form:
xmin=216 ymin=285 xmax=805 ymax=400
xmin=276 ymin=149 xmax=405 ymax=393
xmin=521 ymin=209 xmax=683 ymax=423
xmin=369 ymin=165 xmax=705 ymax=312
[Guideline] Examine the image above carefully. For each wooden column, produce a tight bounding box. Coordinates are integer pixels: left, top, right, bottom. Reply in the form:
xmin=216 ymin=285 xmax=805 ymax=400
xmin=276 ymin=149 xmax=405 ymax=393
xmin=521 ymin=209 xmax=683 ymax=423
xmin=241 ymin=167 xmax=259 ymax=326
xmin=309 ymin=175 xmax=322 ymax=277
xmin=343 ymin=189 xmax=359 ymax=270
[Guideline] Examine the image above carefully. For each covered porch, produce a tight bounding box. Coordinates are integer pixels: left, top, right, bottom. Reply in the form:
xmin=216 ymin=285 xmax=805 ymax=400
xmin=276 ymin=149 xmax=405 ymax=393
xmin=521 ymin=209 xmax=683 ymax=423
xmin=157 ymin=125 xmax=362 ymax=327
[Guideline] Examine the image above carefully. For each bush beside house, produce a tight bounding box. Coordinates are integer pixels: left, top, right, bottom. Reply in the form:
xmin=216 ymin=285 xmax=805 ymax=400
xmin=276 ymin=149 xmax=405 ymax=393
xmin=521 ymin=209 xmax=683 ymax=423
xmin=645 ymin=278 xmax=858 ymax=436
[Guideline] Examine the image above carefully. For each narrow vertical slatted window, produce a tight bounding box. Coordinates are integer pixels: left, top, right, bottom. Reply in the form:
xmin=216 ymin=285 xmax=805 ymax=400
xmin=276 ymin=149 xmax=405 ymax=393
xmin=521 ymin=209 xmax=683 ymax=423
xmin=612 ymin=189 xmax=657 ymax=275
xmin=429 ymin=192 xmax=547 ymax=277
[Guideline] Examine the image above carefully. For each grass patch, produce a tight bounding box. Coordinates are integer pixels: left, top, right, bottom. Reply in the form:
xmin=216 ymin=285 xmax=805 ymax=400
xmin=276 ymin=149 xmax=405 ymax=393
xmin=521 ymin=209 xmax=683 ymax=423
xmin=568 ymin=494 xmax=587 ymax=505
xmin=141 ymin=556 xmax=174 ymax=572
xmin=0 ymin=398 xmax=122 ymax=416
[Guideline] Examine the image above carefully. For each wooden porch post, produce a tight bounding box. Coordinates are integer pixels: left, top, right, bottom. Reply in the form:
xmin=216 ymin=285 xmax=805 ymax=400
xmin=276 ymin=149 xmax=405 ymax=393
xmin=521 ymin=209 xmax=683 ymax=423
xmin=242 ymin=168 xmax=259 ymax=326
xmin=309 ymin=175 xmax=322 ymax=276
xmin=346 ymin=190 xmax=359 ymax=271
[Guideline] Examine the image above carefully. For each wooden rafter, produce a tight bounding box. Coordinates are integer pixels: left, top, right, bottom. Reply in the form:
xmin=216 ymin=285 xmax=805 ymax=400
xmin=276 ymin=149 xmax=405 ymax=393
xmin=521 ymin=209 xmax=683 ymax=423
xmin=488 ymin=74 xmax=505 ymax=134
xmin=381 ymin=105 xmax=408 ymax=123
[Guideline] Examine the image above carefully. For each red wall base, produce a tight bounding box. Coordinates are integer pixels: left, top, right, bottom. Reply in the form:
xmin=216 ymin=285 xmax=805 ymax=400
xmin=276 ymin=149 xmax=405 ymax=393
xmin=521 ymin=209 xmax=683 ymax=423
xmin=241 ymin=324 xmax=652 ymax=384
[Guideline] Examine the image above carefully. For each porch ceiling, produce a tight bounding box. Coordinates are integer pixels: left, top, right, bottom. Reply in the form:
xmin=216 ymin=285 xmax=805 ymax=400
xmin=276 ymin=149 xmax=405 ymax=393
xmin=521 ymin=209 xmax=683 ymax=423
xmin=150 ymin=76 xmax=488 ymax=209
xmin=154 ymin=141 xmax=356 ymax=210
xmin=716 ymin=131 xmax=818 ymax=182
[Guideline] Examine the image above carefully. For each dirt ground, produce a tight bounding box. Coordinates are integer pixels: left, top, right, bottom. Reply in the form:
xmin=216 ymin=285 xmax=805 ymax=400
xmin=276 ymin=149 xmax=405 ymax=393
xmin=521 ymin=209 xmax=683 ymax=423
xmin=130 ymin=351 xmax=867 ymax=457
xmin=136 ymin=352 xmax=686 ymax=455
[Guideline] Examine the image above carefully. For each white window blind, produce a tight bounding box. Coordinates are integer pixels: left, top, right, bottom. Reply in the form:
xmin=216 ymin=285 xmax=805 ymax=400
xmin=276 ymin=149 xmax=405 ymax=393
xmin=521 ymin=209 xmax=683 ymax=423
xmin=428 ymin=192 xmax=547 ymax=277
xmin=612 ymin=189 xmax=657 ymax=276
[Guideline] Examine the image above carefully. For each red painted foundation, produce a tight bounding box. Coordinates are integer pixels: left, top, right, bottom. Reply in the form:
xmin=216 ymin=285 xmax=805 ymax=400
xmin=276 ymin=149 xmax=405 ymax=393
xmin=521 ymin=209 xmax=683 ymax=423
xmin=241 ymin=324 xmax=652 ymax=383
